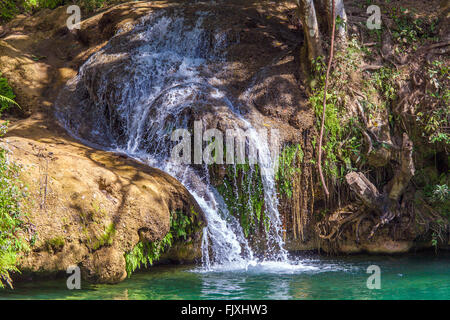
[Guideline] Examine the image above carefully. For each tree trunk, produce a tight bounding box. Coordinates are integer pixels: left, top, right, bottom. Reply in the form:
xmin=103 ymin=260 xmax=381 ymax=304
xmin=345 ymin=133 xmax=415 ymax=236
xmin=296 ymin=0 xmax=323 ymax=62
xmin=324 ymin=0 xmax=347 ymax=47
xmin=386 ymin=133 xmax=415 ymax=201
xmin=347 ymin=133 xmax=415 ymax=208
xmin=439 ymin=0 xmax=450 ymax=41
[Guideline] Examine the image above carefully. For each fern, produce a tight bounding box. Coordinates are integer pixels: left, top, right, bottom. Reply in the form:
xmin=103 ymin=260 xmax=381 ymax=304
xmin=124 ymin=207 xmax=203 ymax=277
xmin=0 ymin=74 xmax=20 ymax=112
xmin=276 ymin=144 xmax=303 ymax=199
xmin=0 ymin=125 xmax=29 ymax=288
xmin=0 ymin=95 xmax=19 ymax=109
xmin=124 ymin=232 xmax=173 ymax=277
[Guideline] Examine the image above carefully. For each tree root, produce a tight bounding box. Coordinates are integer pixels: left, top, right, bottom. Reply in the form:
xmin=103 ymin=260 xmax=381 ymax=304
xmin=317 ymin=210 xmax=363 ymax=241
xmin=368 ymin=208 xmax=398 ymax=239
xmin=355 ymin=213 xmax=372 ymax=244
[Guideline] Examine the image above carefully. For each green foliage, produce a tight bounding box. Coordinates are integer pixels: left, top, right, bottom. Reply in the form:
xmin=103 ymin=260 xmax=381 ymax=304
xmin=170 ymin=207 xmax=201 ymax=241
xmin=216 ymin=164 xmax=268 ymax=238
xmin=311 ymin=89 xmax=343 ymax=179
xmin=415 ymin=59 xmax=450 ymax=146
xmin=45 ymin=236 xmax=65 ymax=252
xmin=389 ymin=7 xmax=438 ymax=46
xmin=124 ymin=207 xmax=202 ymax=277
xmin=275 ymin=144 xmax=303 ymax=198
xmin=310 ymin=55 xmax=363 ymax=184
xmin=91 ymin=222 xmax=115 ymax=250
xmin=0 ymin=117 xmax=29 ymax=288
xmin=0 ymin=0 xmax=41 ymax=21
xmin=124 ymin=232 xmax=173 ymax=277
xmin=418 ymin=167 xmax=450 ymax=220
xmin=0 ymin=1 xmax=19 ymax=21
xmin=431 ymin=232 xmax=438 ymax=253
xmin=36 ymin=0 xmax=64 ymax=9
xmin=0 ymin=74 xmax=18 ymax=113
xmin=0 ymin=0 xmax=112 ymax=21
xmin=370 ymin=67 xmax=400 ymax=101
xmin=431 ymin=184 xmax=449 ymax=203
xmin=426 ymin=183 xmax=450 ymax=219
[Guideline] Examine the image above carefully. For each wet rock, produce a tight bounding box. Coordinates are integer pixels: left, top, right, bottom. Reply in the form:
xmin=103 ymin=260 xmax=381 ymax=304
xmin=81 ymin=247 xmax=127 ymax=284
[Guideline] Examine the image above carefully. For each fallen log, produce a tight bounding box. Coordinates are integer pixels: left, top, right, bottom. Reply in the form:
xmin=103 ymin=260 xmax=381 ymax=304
xmin=345 ymin=172 xmax=382 ymax=210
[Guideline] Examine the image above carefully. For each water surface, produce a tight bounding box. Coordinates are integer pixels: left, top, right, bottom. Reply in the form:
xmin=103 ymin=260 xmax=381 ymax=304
xmin=2 ymin=252 xmax=449 ymax=300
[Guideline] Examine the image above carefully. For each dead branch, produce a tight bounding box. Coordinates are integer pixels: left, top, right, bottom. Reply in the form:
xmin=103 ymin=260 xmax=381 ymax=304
xmin=345 ymin=172 xmax=382 ymax=210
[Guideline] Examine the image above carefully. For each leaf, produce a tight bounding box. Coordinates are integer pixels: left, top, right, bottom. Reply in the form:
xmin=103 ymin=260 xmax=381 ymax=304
xmin=0 ymin=94 xmax=20 ymax=108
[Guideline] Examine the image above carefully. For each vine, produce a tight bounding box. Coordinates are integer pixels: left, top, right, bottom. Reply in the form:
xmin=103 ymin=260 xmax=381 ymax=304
xmin=317 ymin=0 xmax=336 ymax=197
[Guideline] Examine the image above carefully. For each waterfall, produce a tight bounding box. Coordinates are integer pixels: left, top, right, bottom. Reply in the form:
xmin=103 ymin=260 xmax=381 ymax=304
xmin=56 ymin=8 xmax=291 ymax=270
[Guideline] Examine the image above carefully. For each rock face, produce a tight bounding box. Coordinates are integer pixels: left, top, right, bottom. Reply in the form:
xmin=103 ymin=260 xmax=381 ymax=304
xmin=0 ymin=2 xmax=162 ymax=116
xmin=54 ymin=2 xmax=312 ymax=152
xmin=82 ymin=247 xmax=128 ymax=284
xmin=2 ymin=1 xmax=445 ymax=287
xmin=52 ymin=0 xmax=316 ymax=263
xmin=3 ymin=122 xmax=204 ymax=283
xmin=285 ymin=237 xmax=414 ymax=254
xmin=0 ymin=2 xmax=214 ymax=284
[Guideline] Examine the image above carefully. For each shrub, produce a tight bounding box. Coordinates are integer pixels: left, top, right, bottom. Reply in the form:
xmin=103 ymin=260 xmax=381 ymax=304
xmin=0 ymin=124 xmax=29 ymax=288
xmin=0 ymin=76 xmax=28 ymax=289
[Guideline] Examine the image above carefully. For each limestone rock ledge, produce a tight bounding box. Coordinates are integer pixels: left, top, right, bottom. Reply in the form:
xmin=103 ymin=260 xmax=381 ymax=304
xmin=2 ymin=121 xmax=204 ymax=284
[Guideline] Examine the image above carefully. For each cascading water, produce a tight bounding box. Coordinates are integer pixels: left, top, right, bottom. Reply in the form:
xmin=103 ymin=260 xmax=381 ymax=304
xmin=56 ymin=7 xmax=297 ymax=270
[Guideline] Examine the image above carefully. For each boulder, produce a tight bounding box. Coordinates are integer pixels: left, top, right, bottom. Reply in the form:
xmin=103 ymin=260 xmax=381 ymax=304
xmin=3 ymin=120 xmax=204 ymax=283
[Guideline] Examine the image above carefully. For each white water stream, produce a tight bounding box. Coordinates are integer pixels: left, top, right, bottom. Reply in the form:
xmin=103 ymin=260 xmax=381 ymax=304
xmin=56 ymin=9 xmax=312 ymax=272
